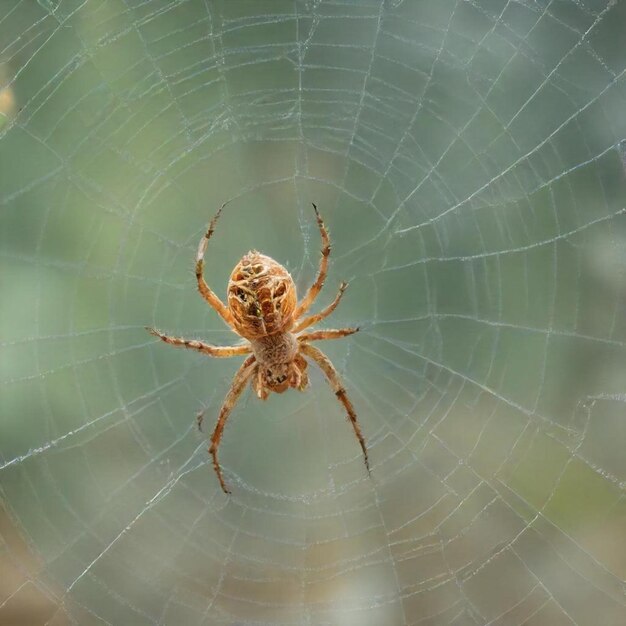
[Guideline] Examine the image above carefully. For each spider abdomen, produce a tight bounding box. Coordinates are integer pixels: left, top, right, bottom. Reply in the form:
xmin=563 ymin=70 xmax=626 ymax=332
xmin=227 ymin=251 xmax=297 ymax=338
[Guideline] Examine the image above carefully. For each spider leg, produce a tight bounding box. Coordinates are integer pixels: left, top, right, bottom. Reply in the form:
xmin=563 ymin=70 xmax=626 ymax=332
xmin=196 ymin=202 xmax=236 ymax=329
xmin=294 ymin=203 xmax=330 ymax=320
xmin=293 ymin=282 xmax=348 ymax=333
xmin=146 ymin=327 xmax=251 ymax=357
xmin=299 ymin=343 xmax=370 ymax=474
xmin=209 ymin=355 xmax=256 ymax=494
xmin=297 ymin=328 xmax=359 ymax=343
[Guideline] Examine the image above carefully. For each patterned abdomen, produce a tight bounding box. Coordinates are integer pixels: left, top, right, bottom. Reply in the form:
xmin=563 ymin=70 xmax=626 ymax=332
xmin=227 ymin=251 xmax=297 ymax=338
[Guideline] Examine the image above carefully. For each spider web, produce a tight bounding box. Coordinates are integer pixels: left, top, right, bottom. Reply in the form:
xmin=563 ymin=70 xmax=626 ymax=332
xmin=1 ymin=0 xmax=625 ymax=624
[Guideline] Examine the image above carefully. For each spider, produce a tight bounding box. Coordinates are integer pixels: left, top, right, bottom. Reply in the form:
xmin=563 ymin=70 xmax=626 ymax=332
xmin=146 ymin=203 xmax=369 ymax=493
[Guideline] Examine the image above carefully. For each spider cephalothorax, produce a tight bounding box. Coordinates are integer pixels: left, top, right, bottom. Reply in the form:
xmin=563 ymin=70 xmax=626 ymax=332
xmin=250 ymin=332 xmax=307 ymax=395
xmin=147 ymin=203 xmax=369 ymax=493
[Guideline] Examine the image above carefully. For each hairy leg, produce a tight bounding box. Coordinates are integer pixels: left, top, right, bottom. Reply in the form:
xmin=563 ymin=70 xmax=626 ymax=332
xmin=294 ymin=203 xmax=330 ymax=319
xmin=293 ymin=282 xmax=348 ymax=333
xmin=146 ymin=327 xmax=250 ymax=357
xmin=209 ymin=355 xmax=256 ymax=493
xmin=300 ymin=343 xmax=370 ymax=473
xmin=298 ymin=328 xmax=359 ymax=343
xmin=196 ymin=202 xmax=235 ymax=328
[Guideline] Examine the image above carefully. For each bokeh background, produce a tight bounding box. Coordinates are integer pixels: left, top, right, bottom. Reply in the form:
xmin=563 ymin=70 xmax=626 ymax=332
xmin=1 ymin=1 xmax=625 ymax=624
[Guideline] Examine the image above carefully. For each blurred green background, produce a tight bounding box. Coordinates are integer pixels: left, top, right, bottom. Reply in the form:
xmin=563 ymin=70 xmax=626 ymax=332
xmin=1 ymin=1 xmax=625 ymax=624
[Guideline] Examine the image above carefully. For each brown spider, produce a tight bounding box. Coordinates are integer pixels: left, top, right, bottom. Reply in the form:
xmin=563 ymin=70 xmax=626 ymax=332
xmin=146 ymin=203 xmax=369 ymax=493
